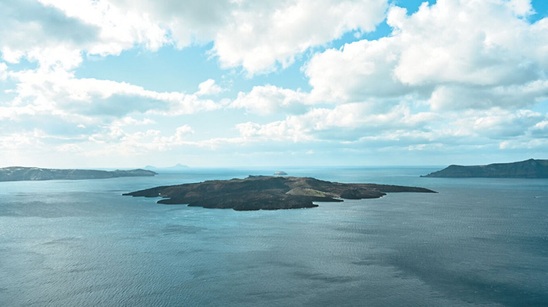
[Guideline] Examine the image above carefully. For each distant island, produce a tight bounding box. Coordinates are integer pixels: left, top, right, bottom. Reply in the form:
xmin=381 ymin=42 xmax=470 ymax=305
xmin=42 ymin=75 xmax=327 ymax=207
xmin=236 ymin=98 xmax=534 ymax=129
xmin=422 ymin=159 xmax=548 ymax=178
xmin=124 ymin=175 xmax=436 ymax=211
xmin=0 ymin=167 xmax=157 ymax=182
xmin=144 ymin=164 xmax=189 ymax=172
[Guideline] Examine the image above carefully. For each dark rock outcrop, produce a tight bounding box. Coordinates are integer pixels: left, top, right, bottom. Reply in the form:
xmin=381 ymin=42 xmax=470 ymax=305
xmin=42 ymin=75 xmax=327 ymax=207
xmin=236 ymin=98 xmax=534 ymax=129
xmin=422 ymin=159 xmax=548 ymax=178
xmin=0 ymin=167 xmax=157 ymax=182
xmin=124 ymin=175 xmax=436 ymax=211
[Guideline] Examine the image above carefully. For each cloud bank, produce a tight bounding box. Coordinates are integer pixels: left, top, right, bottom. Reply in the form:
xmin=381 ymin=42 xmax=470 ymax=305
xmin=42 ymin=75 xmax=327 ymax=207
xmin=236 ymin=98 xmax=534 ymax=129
xmin=0 ymin=0 xmax=546 ymax=167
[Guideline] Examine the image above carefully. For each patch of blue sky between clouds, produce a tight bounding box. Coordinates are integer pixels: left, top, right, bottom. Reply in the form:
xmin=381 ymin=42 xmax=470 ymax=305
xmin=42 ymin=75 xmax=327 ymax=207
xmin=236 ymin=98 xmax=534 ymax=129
xmin=76 ymin=44 xmax=221 ymax=94
xmin=76 ymin=43 xmax=312 ymax=97
xmin=393 ymin=0 xmax=436 ymax=11
xmin=530 ymin=0 xmax=548 ymax=22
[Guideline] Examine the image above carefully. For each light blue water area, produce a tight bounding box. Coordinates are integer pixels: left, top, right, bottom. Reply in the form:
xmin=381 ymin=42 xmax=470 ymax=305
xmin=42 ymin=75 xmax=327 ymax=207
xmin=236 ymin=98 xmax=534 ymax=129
xmin=1 ymin=168 xmax=547 ymax=306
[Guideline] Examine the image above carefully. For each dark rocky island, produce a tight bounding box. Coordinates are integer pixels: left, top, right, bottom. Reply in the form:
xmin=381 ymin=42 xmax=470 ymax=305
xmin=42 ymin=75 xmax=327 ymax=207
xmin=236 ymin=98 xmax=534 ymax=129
xmin=422 ymin=159 xmax=548 ymax=178
xmin=124 ymin=175 xmax=436 ymax=211
xmin=0 ymin=166 xmax=157 ymax=182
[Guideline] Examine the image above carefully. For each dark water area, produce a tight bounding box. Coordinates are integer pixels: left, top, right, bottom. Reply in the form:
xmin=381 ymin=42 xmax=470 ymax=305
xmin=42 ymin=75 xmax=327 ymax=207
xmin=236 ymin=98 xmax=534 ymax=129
xmin=1 ymin=167 xmax=547 ymax=306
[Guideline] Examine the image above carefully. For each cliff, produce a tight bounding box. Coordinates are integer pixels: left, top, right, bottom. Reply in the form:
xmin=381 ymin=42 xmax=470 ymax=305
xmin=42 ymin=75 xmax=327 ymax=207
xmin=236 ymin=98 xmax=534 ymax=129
xmin=124 ymin=175 xmax=436 ymax=211
xmin=0 ymin=167 xmax=157 ymax=182
xmin=422 ymin=159 xmax=548 ymax=178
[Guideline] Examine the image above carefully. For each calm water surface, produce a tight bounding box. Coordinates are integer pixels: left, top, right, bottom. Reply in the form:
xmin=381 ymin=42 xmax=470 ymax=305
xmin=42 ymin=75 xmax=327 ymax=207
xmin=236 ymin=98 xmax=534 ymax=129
xmin=1 ymin=167 xmax=547 ymax=306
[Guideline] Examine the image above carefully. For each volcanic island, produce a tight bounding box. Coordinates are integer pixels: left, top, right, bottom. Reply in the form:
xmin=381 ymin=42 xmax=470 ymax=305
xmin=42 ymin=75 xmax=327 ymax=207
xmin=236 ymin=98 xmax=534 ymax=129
xmin=124 ymin=175 xmax=436 ymax=211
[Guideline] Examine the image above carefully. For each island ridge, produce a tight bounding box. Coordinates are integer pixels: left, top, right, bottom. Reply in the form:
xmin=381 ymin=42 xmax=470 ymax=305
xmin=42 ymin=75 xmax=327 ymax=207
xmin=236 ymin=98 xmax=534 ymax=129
xmin=124 ymin=175 xmax=436 ymax=211
xmin=0 ymin=167 xmax=157 ymax=182
xmin=422 ymin=159 xmax=548 ymax=178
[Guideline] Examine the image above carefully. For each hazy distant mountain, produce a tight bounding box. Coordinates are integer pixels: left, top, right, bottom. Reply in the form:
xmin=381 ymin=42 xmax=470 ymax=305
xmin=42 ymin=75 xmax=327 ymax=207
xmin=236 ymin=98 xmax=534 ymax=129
xmin=0 ymin=167 xmax=157 ymax=182
xmin=144 ymin=164 xmax=189 ymax=172
xmin=423 ymin=159 xmax=548 ymax=178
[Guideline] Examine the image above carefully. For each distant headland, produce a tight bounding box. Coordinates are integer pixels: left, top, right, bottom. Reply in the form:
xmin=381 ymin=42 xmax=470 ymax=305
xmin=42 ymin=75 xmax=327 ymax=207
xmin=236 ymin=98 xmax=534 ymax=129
xmin=0 ymin=167 xmax=157 ymax=182
xmin=422 ymin=159 xmax=548 ymax=178
xmin=124 ymin=175 xmax=436 ymax=211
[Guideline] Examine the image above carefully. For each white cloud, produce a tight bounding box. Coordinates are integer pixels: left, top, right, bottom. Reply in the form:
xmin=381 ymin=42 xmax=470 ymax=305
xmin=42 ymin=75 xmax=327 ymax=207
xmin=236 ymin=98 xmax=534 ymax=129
xmin=1 ymin=0 xmax=546 ymax=167
xmin=306 ymin=38 xmax=413 ymax=102
xmin=0 ymin=0 xmax=165 ymax=70
xmin=499 ymin=138 xmax=548 ymax=150
xmin=56 ymin=143 xmax=83 ymax=153
xmin=230 ymin=85 xmax=310 ymax=115
xmin=196 ymin=79 xmax=222 ymax=97
xmin=153 ymin=125 xmax=195 ymax=148
xmin=0 ymin=62 xmax=7 ymax=80
xmin=429 ymin=81 xmax=548 ymax=110
xmin=109 ymin=0 xmax=232 ymax=47
xmin=234 ymin=101 xmax=436 ymax=143
xmin=0 ymin=0 xmax=98 ymax=69
xmin=33 ymin=0 xmax=387 ymax=75
xmin=0 ymin=129 xmax=46 ymax=150
xmin=232 ymin=100 xmax=548 ymax=151
xmin=453 ymin=108 xmax=544 ymax=139
xmin=306 ymin=0 xmax=548 ymax=110
xmin=390 ymin=0 xmax=541 ymax=87
xmin=0 ymin=0 xmax=391 ymax=77
xmin=84 ymin=122 xmax=197 ymax=157
xmin=0 ymin=65 xmax=222 ymax=161
xmin=39 ymin=0 xmax=167 ymax=55
xmin=506 ymin=0 xmax=534 ymax=16
xmin=212 ymin=0 xmax=387 ymax=74
xmin=8 ymin=69 xmax=221 ymax=118
xmin=236 ymin=118 xmax=314 ymax=142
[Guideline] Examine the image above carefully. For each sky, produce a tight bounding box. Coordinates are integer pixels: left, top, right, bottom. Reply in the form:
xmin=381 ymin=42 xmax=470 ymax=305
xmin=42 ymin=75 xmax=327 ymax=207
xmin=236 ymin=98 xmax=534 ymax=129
xmin=0 ymin=0 xmax=547 ymax=168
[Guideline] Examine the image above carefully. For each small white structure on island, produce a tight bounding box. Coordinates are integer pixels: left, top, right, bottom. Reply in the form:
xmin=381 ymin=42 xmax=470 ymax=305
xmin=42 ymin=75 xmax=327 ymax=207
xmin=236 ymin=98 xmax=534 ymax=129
xmin=274 ymin=171 xmax=288 ymax=176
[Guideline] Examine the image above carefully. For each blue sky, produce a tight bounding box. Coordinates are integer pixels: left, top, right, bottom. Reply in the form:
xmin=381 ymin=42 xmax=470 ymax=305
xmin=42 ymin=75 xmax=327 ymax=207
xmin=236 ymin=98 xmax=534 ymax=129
xmin=0 ymin=0 xmax=547 ymax=168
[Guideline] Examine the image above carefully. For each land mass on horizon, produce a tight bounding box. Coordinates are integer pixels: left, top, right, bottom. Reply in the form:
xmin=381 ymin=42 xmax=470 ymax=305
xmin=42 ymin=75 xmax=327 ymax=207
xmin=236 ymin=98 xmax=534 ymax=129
xmin=124 ymin=175 xmax=436 ymax=211
xmin=144 ymin=164 xmax=190 ymax=172
xmin=423 ymin=159 xmax=548 ymax=178
xmin=0 ymin=167 xmax=157 ymax=182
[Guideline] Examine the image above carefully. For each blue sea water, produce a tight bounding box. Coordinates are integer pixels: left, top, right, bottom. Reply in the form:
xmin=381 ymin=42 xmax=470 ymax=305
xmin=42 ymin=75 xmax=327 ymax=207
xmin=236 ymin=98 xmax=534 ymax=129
xmin=1 ymin=167 xmax=547 ymax=306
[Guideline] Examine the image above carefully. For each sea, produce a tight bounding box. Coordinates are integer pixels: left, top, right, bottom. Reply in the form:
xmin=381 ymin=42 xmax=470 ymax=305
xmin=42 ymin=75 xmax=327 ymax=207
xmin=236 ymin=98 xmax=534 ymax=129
xmin=1 ymin=167 xmax=547 ymax=307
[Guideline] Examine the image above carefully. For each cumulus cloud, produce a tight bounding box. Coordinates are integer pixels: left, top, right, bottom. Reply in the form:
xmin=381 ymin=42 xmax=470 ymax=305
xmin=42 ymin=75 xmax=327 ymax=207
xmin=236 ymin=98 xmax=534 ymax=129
xmin=0 ymin=65 xmax=221 ymax=159
xmin=429 ymin=81 xmax=548 ymax=110
xmin=33 ymin=0 xmax=387 ymax=75
xmin=8 ymin=69 xmax=221 ymax=118
xmin=196 ymin=79 xmax=222 ymax=96
xmin=38 ymin=0 xmax=167 ymax=55
xmin=0 ymin=0 xmax=98 ymax=69
xmin=230 ymin=85 xmax=310 ymax=115
xmin=109 ymin=0 xmax=231 ymax=46
xmin=0 ymin=62 xmax=7 ymax=80
xmin=234 ymin=102 xmax=435 ymax=143
xmin=212 ymin=0 xmax=387 ymax=74
xmin=232 ymin=100 xmax=548 ymax=152
xmin=306 ymin=38 xmax=414 ymax=102
xmin=1 ymin=0 xmax=546 ymax=167
xmin=306 ymin=0 xmax=548 ymax=110
xmin=88 ymin=122 xmax=193 ymax=149
xmin=389 ymin=1 xmax=541 ymax=86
